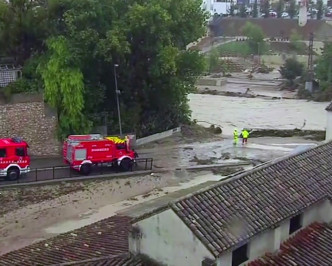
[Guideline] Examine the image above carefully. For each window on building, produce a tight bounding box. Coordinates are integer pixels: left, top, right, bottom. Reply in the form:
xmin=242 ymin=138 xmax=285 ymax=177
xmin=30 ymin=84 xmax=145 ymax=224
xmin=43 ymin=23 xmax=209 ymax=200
xmin=232 ymin=243 xmax=249 ymax=266
xmin=16 ymin=147 xmax=25 ymax=156
xmin=0 ymin=148 xmax=6 ymax=157
xmin=289 ymin=213 xmax=302 ymax=234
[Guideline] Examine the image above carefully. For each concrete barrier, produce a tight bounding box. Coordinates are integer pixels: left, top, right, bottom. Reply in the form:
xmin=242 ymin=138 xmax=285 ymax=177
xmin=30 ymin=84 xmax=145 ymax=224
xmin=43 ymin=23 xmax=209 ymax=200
xmin=136 ymin=127 xmax=181 ymax=146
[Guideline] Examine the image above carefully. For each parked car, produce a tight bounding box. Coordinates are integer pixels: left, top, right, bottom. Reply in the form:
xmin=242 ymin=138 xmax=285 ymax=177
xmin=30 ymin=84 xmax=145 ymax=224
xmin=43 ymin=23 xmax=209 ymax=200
xmin=281 ymin=12 xmax=289 ymax=18
xmin=269 ymin=11 xmax=277 ymax=17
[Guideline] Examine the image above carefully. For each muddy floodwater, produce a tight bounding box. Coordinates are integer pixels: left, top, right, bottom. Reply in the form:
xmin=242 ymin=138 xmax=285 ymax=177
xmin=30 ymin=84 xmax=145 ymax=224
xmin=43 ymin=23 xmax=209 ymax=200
xmin=188 ymin=94 xmax=328 ymax=136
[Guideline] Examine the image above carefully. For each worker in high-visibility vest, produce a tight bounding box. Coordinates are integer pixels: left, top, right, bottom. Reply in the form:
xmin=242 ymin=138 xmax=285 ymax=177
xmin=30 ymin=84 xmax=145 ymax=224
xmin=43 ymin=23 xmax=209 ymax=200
xmin=233 ymin=128 xmax=239 ymax=145
xmin=241 ymin=129 xmax=250 ymax=145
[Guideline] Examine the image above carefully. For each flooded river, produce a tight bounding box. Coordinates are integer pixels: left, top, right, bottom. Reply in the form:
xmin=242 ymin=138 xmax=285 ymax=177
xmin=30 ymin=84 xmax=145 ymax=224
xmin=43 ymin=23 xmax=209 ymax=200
xmin=188 ymin=94 xmax=328 ymax=136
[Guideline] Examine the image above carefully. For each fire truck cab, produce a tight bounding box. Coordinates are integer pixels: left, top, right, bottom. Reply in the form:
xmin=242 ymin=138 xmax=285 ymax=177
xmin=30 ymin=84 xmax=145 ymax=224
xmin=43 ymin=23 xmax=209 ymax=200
xmin=0 ymin=137 xmax=30 ymax=181
xmin=63 ymin=134 xmax=138 ymax=175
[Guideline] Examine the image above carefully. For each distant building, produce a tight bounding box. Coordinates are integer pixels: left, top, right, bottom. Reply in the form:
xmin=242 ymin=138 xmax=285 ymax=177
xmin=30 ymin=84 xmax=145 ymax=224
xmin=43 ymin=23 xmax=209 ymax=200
xmin=202 ymin=0 xmax=232 ymax=16
xmin=130 ymin=141 xmax=332 ymax=266
xmin=0 ymin=65 xmax=22 ymax=87
xmin=326 ymin=102 xmax=332 ymax=140
xmin=209 ymin=18 xmax=332 ymax=41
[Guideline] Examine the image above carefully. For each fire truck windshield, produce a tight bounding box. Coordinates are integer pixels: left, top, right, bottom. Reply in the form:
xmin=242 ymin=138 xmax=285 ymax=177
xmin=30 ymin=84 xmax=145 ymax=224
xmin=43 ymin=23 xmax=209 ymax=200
xmin=116 ymin=144 xmax=126 ymax=150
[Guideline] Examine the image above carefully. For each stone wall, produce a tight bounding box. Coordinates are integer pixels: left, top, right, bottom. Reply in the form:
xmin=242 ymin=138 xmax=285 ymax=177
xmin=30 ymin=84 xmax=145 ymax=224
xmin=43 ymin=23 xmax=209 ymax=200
xmin=0 ymin=94 xmax=60 ymax=156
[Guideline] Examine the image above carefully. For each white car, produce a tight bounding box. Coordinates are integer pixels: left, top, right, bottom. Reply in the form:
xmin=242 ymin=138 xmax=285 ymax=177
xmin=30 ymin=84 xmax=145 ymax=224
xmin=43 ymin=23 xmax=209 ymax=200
xmin=282 ymin=12 xmax=289 ymax=18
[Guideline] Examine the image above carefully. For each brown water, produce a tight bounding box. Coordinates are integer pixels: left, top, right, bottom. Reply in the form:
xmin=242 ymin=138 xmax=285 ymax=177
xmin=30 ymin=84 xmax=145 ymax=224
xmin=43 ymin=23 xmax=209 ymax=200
xmin=189 ymin=94 xmax=328 ymax=136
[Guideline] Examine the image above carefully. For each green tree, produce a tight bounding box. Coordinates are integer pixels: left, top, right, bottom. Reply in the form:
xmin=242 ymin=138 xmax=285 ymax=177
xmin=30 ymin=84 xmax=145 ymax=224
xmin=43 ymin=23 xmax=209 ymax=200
xmin=242 ymin=22 xmax=265 ymax=54
xmin=290 ymin=31 xmax=303 ymax=52
xmin=315 ymin=43 xmax=332 ymax=83
xmin=261 ymin=0 xmax=270 ymax=18
xmin=39 ymin=36 xmax=91 ymax=139
xmin=0 ymin=0 xmax=50 ymax=64
xmin=276 ymin=0 xmax=284 ymax=18
xmin=313 ymin=43 xmax=332 ymax=100
xmin=253 ymin=0 xmax=258 ymax=18
xmin=317 ymin=0 xmax=323 ymax=20
xmin=239 ymin=4 xmax=247 ymax=17
xmin=288 ymin=0 xmax=297 ymax=19
xmin=207 ymin=48 xmax=220 ymax=72
xmin=229 ymin=3 xmax=235 ymax=16
xmin=1 ymin=0 xmax=207 ymax=138
xmin=279 ymin=58 xmax=304 ymax=85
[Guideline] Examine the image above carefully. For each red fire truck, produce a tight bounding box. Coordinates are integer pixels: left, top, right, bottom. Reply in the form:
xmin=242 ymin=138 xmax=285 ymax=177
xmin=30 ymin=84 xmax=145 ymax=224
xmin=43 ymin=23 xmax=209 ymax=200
xmin=0 ymin=137 xmax=30 ymax=180
xmin=63 ymin=134 xmax=138 ymax=175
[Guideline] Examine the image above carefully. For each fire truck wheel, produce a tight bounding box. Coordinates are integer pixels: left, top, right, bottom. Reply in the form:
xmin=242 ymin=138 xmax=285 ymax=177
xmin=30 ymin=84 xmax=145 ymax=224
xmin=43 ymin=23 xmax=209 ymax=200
xmin=6 ymin=168 xmax=20 ymax=181
xmin=80 ymin=164 xmax=92 ymax=175
xmin=120 ymin=158 xmax=132 ymax=171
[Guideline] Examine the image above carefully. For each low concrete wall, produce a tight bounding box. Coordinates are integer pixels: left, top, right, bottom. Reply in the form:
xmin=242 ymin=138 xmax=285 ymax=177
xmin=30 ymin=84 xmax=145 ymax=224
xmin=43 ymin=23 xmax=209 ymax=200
xmin=196 ymin=78 xmax=227 ymax=87
xmin=196 ymin=79 xmax=217 ymax=86
xmin=249 ymin=128 xmax=325 ymax=141
xmin=136 ymin=127 xmax=181 ymax=146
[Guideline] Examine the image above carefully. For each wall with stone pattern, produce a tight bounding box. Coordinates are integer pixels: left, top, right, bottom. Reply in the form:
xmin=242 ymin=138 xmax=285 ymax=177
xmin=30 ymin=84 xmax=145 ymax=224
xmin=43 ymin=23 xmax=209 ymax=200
xmin=0 ymin=94 xmax=60 ymax=156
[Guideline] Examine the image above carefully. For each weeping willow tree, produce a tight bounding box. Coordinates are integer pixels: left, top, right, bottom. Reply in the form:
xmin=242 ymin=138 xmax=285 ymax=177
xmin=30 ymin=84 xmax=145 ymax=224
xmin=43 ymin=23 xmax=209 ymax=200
xmin=39 ymin=36 xmax=92 ymax=139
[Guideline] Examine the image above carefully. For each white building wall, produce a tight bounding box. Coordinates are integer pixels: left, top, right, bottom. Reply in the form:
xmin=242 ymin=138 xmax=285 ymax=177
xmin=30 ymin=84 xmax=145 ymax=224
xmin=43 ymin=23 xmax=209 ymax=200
xmin=248 ymin=229 xmax=275 ymax=261
xmin=326 ymin=111 xmax=332 ymax=141
xmin=217 ymin=252 xmax=232 ymax=266
xmin=213 ymin=2 xmax=231 ymax=15
xmin=130 ymin=209 xmax=214 ymax=266
xmin=278 ymin=220 xmax=290 ymax=243
xmin=303 ymin=199 xmax=332 ymax=226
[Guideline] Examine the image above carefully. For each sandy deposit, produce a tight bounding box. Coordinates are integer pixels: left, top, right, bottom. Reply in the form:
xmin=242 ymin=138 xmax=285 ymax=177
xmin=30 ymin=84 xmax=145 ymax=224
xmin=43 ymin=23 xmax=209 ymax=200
xmin=0 ymin=170 xmax=223 ymax=255
xmin=189 ymin=94 xmax=328 ymax=136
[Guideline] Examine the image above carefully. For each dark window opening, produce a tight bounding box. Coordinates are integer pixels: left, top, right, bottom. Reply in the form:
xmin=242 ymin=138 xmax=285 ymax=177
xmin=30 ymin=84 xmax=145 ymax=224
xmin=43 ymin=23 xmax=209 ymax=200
xmin=0 ymin=148 xmax=6 ymax=157
xmin=289 ymin=214 xmax=302 ymax=234
xmin=16 ymin=147 xmax=25 ymax=156
xmin=232 ymin=243 xmax=249 ymax=266
xmin=116 ymin=144 xmax=126 ymax=150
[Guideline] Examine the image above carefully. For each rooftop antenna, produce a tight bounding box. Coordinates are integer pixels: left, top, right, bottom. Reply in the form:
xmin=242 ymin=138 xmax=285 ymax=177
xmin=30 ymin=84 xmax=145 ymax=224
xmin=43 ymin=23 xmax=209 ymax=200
xmin=298 ymin=0 xmax=308 ymax=27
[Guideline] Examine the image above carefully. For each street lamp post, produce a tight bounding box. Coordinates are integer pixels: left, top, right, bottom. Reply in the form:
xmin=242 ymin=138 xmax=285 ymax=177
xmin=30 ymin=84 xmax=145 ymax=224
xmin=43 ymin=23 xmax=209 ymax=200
xmin=113 ymin=64 xmax=122 ymax=136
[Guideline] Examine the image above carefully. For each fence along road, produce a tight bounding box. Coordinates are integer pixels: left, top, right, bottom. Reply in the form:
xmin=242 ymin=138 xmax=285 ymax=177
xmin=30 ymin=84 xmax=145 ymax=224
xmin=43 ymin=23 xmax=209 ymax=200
xmin=0 ymin=158 xmax=153 ymax=186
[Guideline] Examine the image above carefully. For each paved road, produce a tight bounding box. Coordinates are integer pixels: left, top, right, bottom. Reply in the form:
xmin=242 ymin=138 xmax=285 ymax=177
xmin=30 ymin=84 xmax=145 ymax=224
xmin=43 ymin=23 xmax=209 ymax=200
xmin=0 ymin=158 xmax=152 ymax=186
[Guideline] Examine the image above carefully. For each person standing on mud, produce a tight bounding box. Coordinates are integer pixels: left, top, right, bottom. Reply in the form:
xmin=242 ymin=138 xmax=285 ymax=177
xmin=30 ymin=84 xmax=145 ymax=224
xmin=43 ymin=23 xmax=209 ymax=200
xmin=233 ymin=128 xmax=239 ymax=145
xmin=241 ymin=129 xmax=249 ymax=145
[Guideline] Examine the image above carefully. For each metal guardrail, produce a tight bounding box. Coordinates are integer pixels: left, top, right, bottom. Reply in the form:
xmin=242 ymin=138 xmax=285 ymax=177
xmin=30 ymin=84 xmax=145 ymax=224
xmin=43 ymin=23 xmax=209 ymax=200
xmin=0 ymin=158 xmax=153 ymax=186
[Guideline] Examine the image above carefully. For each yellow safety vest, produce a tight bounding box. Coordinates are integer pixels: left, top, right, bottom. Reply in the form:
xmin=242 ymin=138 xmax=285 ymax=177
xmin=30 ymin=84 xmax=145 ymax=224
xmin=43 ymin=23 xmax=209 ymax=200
xmin=242 ymin=130 xmax=249 ymax=138
xmin=233 ymin=131 xmax=238 ymax=138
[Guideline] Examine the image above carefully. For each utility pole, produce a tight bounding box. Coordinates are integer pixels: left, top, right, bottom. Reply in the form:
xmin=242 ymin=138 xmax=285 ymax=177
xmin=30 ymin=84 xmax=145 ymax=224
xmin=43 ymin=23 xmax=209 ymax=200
xmin=113 ymin=64 xmax=122 ymax=136
xmin=305 ymin=32 xmax=314 ymax=93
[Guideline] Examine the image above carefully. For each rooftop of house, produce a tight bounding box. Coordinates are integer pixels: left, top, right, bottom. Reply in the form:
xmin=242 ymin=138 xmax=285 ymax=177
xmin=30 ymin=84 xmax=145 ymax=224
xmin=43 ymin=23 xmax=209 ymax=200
xmin=209 ymin=18 xmax=332 ymax=40
xmin=169 ymin=141 xmax=332 ymax=257
xmin=249 ymin=222 xmax=332 ymax=266
xmin=60 ymin=253 xmax=143 ymax=266
xmin=0 ymin=215 xmax=132 ymax=266
xmin=326 ymin=102 xmax=332 ymax=112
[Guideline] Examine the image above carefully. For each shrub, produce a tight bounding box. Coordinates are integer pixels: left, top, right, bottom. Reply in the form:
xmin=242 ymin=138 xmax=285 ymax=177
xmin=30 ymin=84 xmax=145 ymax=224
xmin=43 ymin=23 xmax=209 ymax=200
xmin=279 ymin=58 xmax=304 ymax=85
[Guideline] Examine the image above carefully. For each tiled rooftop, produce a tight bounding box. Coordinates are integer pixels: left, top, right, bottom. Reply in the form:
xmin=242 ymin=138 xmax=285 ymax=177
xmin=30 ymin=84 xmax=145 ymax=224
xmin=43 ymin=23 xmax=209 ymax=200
xmin=326 ymin=102 xmax=332 ymax=111
xmin=0 ymin=216 xmax=132 ymax=266
xmin=62 ymin=253 xmax=143 ymax=266
xmin=171 ymin=141 xmax=332 ymax=257
xmin=249 ymin=222 xmax=332 ymax=266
